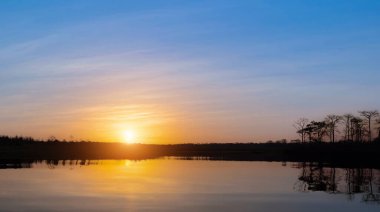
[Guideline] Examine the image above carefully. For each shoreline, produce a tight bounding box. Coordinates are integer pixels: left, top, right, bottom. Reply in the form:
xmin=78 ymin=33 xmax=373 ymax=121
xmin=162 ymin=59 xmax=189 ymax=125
xmin=1 ymin=140 xmax=380 ymax=168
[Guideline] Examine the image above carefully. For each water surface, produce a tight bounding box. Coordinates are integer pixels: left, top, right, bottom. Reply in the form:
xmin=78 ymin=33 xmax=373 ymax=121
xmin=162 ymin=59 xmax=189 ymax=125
xmin=0 ymin=159 xmax=378 ymax=211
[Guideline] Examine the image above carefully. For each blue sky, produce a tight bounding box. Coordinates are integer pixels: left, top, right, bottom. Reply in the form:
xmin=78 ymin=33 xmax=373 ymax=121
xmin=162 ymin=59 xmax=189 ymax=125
xmin=1 ymin=0 xmax=379 ymax=142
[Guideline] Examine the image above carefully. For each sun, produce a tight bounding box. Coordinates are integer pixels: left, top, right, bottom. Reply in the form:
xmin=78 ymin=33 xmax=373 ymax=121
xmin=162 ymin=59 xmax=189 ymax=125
xmin=122 ymin=130 xmax=137 ymax=144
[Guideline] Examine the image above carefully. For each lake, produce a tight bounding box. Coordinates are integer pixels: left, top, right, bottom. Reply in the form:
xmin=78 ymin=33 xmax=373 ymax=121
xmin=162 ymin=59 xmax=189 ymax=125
xmin=0 ymin=159 xmax=379 ymax=211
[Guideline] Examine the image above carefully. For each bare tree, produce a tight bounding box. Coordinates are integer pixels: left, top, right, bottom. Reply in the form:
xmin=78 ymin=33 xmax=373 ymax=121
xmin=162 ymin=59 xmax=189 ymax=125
xmin=325 ymin=115 xmax=342 ymax=143
xmin=294 ymin=118 xmax=309 ymax=143
xmin=358 ymin=110 xmax=380 ymax=142
xmin=342 ymin=114 xmax=354 ymax=141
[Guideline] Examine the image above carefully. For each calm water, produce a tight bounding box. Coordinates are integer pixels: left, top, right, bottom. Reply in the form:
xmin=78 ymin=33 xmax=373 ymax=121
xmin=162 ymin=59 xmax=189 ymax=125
xmin=0 ymin=159 xmax=379 ymax=212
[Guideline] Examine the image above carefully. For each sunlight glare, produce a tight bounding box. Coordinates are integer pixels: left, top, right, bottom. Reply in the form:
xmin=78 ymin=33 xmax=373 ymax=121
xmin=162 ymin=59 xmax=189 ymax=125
xmin=123 ymin=130 xmax=136 ymax=144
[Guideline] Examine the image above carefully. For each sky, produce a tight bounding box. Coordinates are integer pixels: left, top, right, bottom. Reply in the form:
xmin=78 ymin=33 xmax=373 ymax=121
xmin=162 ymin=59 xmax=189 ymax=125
xmin=1 ymin=0 xmax=379 ymax=143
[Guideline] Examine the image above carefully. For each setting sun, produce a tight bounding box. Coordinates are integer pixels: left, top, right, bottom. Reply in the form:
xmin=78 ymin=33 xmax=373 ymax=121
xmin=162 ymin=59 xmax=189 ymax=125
xmin=122 ymin=130 xmax=136 ymax=144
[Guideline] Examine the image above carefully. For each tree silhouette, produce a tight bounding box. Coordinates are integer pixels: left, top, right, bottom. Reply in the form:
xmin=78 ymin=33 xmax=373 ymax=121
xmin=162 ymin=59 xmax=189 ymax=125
xmin=311 ymin=121 xmax=328 ymax=142
xmin=303 ymin=123 xmax=315 ymax=142
xmin=350 ymin=117 xmax=365 ymax=142
xmin=342 ymin=114 xmax=354 ymax=141
xmin=300 ymin=121 xmax=327 ymax=142
xmin=359 ymin=110 xmax=379 ymax=142
xmin=376 ymin=118 xmax=380 ymax=141
xmin=294 ymin=118 xmax=309 ymax=143
xmin=325 ymin=115 xmax=342 ymax=143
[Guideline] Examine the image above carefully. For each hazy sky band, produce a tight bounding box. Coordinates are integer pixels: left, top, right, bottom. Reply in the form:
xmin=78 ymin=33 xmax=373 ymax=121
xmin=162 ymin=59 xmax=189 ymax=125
xmin=1 ymin=0 xmax=379 ymax=143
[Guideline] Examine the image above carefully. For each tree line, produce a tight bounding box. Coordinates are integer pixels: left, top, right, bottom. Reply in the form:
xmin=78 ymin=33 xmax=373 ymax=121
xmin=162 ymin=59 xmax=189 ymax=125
xmin=294 ymin=110 xmax=380 ymax=143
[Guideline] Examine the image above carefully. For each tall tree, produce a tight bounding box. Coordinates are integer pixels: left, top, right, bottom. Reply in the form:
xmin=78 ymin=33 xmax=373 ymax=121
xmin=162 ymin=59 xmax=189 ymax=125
xmin=342 ymin=114 xmax=354 ymax=141
xmin=294 ymin=118 xmax=309 ymax=143
xmin=351 ymin=117 xmax=365 ymax=142
xmin=303 ymin=123 xmax=315 ymax=142
xmin=325 ymin=115 xmax=342 ymax=143
xmin=358 ymin=110 xmax=380 ymax=142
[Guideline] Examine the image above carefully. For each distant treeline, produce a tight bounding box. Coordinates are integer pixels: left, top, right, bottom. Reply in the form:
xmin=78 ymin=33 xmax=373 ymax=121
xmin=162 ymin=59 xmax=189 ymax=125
xmin=1 ymin=135 xmax=380 ymax=167
xmin=294 ymin=110 xmax=380 ymax=143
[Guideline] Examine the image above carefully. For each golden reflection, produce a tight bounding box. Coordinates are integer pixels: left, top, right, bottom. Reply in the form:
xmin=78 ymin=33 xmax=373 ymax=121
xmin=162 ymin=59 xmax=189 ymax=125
xmin=124 ymin=160 xmax=134 ymax=168
xmin=50 ymin=160 xmax=290 ymax=194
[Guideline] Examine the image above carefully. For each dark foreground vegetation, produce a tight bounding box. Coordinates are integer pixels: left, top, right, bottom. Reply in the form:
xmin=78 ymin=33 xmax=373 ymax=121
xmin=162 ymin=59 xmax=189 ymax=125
xmin=1 ymin=136 xmax=380 ymax=168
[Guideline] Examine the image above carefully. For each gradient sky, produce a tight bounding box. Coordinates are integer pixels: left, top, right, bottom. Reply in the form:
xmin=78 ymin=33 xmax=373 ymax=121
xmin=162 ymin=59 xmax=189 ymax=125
xmin=1 ymin=0 xmax=379 ymax=143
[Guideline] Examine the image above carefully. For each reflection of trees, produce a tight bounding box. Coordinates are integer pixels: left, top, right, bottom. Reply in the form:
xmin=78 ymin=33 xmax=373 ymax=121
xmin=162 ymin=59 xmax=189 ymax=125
xmin=0 ymin=161 xmax=32 ymax=169
xmin=0 ymin=159 xmax=128 ymax=169
xmin=294 ymin=163 xmax=338 ymax=193
xmin=0 ymin=160 xmax=100 ymax=169
xmin=295 ymin=163 xmax=380 ymax=204
xmin=45 ymin=160 xmax=98 ymax=168
xmin=362 ymin=169 xmax=380 ymax=203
